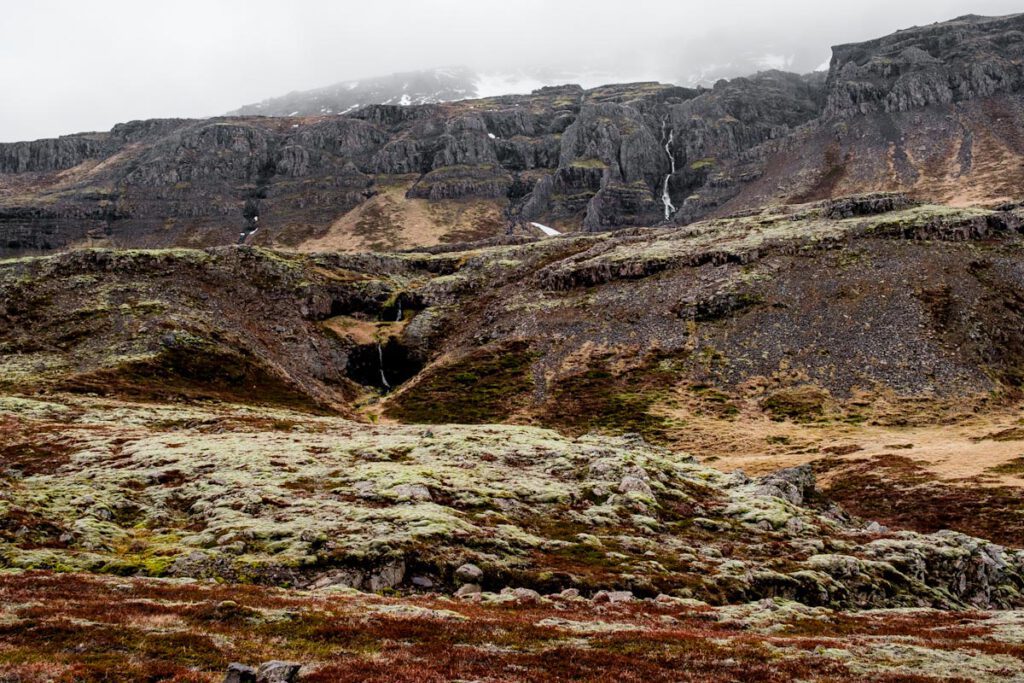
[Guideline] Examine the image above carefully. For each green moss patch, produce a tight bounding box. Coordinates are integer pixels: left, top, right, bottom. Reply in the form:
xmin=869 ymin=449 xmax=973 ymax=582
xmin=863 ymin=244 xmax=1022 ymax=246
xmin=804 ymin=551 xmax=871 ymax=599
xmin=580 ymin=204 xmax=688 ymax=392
xmin=384 ymin=342 xmax=537 ymax=424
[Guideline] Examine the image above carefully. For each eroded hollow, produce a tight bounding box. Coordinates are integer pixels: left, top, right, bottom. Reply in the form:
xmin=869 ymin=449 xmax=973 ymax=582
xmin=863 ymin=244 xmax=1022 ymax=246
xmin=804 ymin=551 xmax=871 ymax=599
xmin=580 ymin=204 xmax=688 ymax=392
xmin=346 ymin=339 xmax=424 ymax=391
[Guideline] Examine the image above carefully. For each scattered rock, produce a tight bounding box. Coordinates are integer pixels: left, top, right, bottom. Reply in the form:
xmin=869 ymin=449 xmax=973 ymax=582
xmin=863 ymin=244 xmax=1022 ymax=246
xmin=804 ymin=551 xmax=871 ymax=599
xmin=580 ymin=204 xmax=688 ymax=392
xmin=392 ymin=483 xmax=432 ymax=502
xmin=593 ymin=590 xmax=635 ymax=604
xmin=502 ymin=587 xmax=542 ymax=602
xmin=455 ymin=583 xmax=482 ymax=598
xmin=411 ymin=575 xmax=434 ymax=589
xmin=618 ymin=476 xmax=653 ymax=497
xmin=255 ymin=661 xmax=301 ymax=683
xmin=223 ymin=663 xmax=256 ymax=683
xmin=455 ymin=563 xmax=483 ymax=583
xmin=752 ymin=465 xmax=816 ymax=506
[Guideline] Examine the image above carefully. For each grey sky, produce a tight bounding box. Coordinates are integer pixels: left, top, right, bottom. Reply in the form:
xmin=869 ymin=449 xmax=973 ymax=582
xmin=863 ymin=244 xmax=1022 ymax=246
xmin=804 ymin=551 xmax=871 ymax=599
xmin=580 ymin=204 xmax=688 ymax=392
xmin=2 ymin=0 xmax=1020 ymax=142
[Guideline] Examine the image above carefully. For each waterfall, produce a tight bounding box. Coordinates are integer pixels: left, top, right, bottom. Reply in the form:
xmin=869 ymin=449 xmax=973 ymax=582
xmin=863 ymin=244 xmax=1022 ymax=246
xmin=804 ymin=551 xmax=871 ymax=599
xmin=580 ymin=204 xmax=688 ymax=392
xmin=661 ymin=116 xmax=677 ymax=221
xmin=377 ymin=343 xmax=391 ymax=391
xmin=395 ymin=301 xmax=403 ymax=322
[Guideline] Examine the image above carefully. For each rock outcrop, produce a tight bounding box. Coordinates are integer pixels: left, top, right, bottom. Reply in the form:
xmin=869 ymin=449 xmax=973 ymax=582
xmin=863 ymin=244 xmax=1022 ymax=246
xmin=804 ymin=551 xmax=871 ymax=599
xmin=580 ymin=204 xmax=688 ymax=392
xmin=824 ymin=13 xmax=1024 ymax=118
xmin=3 ymin=13 xmax=1022 ymax=255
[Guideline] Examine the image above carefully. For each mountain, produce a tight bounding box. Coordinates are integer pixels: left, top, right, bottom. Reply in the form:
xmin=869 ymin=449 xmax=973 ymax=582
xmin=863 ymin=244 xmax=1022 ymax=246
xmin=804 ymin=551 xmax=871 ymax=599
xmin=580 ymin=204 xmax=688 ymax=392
xmin=2 ymin=14 xmax=1022 ymax=258
xmin=229 ymin=67 xmax=479 ymax=116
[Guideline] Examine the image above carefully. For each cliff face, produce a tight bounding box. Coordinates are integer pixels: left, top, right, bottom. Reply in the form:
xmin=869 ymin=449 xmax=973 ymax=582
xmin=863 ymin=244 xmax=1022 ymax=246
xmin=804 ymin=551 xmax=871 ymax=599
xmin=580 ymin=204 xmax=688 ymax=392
xmin=1 ymin=13 xmax=1022 ymax=256
xmin=824 ymin=14 xmax=1024 ymax=118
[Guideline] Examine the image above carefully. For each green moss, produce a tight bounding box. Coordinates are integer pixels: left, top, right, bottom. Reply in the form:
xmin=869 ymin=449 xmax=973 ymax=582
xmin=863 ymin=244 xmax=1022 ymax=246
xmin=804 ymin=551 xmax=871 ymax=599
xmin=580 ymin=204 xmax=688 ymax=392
xmin=384 ymin=341 xmax=537 ymax=424
xmin=570 ymin=158 xmax=609 ymax=169
xmin=541 ymin=355 xmax=680 ymax=441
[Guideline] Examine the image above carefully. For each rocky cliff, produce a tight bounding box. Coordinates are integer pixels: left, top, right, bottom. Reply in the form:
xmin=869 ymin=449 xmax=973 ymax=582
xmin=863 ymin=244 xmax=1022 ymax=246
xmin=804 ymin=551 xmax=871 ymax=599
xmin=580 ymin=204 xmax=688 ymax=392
xmin=1 ymin=13 xmax=1022 ymax=257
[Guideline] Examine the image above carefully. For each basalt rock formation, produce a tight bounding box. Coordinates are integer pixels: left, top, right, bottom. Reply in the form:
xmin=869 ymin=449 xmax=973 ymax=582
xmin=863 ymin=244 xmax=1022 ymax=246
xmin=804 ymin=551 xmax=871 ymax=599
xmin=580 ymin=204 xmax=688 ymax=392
xmin=3 ymin=13 xmax=1021 ymax=257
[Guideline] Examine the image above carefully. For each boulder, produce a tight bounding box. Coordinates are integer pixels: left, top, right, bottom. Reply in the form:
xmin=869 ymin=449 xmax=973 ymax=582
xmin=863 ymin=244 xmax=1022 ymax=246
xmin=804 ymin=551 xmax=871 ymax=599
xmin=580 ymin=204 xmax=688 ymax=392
xmin=256 ymin=661 xmax=301 ymax=683
xmin=455 ymin=563 xmax=484 ymax=583
xmin=223 ymin=663 xmax=257 ymax=683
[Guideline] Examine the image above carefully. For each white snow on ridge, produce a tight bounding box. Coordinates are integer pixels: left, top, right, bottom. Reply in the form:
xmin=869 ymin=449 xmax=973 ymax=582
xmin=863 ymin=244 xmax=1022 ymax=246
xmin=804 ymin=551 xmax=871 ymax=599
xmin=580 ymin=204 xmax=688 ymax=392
xmin=531 ymin=222 xmax=562 ymax=237
xmin=399 ymin=94 xmax=412 ymax=106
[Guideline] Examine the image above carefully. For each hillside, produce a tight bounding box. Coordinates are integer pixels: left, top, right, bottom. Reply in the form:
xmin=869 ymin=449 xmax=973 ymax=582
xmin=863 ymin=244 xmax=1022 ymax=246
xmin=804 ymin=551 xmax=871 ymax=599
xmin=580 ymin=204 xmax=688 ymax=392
xmin=1 ymin=13 xmax=1021 ymax=258
xmin=3 ymin=12 xmax=1024 ymax=683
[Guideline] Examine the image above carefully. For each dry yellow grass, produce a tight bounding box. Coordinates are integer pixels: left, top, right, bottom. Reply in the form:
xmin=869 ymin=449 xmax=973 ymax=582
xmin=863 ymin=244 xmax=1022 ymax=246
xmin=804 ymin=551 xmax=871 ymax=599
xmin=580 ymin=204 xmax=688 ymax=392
xmin=678 ymin=408 xmax=1024 ymax=487
xmin=295 ymin=178 xmax=507 ymax=253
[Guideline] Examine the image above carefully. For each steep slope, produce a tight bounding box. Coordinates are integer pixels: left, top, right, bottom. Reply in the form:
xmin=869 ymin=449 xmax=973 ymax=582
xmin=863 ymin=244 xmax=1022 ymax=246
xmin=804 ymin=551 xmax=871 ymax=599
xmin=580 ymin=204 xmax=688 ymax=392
xmin=4 ymin=196 xmax=1024 ymax=422
xmin=713 ymin=13 xmax=1024 ymax=215
xmin=2 ymin=13 xmax=1020 ymax=257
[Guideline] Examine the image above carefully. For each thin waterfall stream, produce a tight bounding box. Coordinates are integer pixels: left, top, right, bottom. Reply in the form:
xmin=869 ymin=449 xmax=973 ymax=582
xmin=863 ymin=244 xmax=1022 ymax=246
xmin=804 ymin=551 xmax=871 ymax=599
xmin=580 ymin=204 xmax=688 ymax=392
xmin=377 ymin=343 xmax=391 ymax=391
xmin=661 ymin=116 xmax=677 ymax=221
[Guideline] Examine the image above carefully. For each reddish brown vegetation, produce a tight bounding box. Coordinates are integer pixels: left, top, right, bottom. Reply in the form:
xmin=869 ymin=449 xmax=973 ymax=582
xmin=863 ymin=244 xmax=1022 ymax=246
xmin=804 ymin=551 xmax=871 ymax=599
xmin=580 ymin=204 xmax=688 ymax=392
xmin=1 ymin=572 xmax=1020 ymax=682
xmin=816 ymin=455 xmax=1024 ymax=547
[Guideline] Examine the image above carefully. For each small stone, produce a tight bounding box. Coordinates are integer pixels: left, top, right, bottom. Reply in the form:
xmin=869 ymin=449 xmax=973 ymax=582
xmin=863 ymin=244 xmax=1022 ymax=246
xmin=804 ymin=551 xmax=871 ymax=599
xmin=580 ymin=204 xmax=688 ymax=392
xmin=727 ymin=470 xmax=750 ymax=487
xmin=411 ymin=576 xmax=434 ymax=589
xmin=865 ymin=521 xmax=888 ymax=534
xmin=455 ymin=583 xmax=482 ymax=598
xmin=557 ymin=588 xmax=581 ymax=599
xmin=509 ymin=587 xmax=542 ymax=602
xmin=392 ymin=483 xmax=432 ymax=501
xmin=618 ymin=476 xmax=653 ymax=496
xmin=455 ymin=563 xmax=483 ymax=583
xmin=592 ymin=590 xmax=634 ymax=604
xmin=255 ymin=661 xmax=301 ymax=683
xmin=223 ymin=663 xmax=256 ymax=683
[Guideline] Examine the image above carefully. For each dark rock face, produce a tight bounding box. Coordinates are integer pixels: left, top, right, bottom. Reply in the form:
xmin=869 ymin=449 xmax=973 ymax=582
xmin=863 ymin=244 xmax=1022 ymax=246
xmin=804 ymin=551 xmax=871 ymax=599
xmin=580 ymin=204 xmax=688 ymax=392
xmin=2 ymin=14 xmax=1023 ymax=256
xmin=824 ymin=14 xmax=1024 ymax=118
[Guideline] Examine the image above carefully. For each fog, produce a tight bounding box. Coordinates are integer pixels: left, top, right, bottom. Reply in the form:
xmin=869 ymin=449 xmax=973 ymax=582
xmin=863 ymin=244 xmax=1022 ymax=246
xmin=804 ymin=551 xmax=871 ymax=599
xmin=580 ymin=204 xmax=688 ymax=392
xmin=2 ymin=0 xmax=1020 ymax=142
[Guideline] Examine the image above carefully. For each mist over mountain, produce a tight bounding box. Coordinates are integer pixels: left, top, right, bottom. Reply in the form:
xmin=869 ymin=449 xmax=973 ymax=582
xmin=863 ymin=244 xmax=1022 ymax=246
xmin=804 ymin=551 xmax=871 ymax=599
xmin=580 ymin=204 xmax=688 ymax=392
xmin=4 ymin=0 xmax=1023 ymax=141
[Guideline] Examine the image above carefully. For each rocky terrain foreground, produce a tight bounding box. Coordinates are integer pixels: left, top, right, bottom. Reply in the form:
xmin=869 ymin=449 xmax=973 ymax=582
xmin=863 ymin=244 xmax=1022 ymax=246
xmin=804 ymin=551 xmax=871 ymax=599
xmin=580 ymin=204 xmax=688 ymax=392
xmin=2 ymin=194 xmax=1024 ymax=679
xmin=2 ymin=394 xmax=1024 ymax=681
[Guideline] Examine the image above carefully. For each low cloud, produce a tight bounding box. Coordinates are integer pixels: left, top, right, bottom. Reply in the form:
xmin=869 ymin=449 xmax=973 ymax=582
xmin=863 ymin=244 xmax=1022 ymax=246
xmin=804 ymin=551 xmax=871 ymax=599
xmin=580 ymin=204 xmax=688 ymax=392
xmin=1 ymin=0 xmax=1020 ymax=141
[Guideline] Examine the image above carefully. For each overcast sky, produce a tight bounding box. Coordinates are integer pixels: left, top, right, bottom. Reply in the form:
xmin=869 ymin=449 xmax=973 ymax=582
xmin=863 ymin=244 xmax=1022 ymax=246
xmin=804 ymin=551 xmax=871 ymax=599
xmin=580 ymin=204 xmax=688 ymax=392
xmin=2 ymin=0 xmax=1020 ymax=142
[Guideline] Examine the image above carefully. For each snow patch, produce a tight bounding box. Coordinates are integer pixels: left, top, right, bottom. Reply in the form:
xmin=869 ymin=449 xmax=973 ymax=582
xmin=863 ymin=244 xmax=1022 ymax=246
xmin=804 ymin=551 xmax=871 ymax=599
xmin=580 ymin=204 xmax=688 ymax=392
xmin=531 ymin=222 xmax=562 ymax=237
